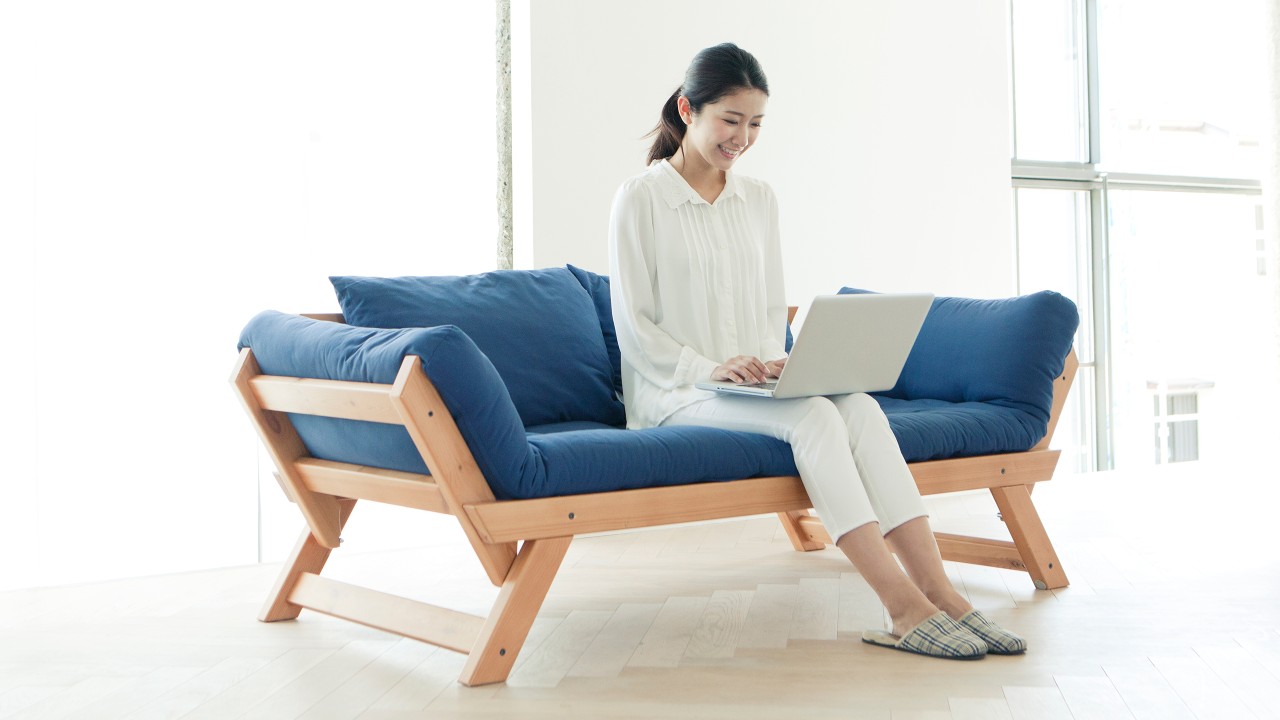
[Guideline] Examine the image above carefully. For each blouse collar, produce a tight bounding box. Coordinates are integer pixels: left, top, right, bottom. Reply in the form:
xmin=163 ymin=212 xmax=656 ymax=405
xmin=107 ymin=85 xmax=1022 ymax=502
xmin=654 ymin=159 xmax=746 ymax=209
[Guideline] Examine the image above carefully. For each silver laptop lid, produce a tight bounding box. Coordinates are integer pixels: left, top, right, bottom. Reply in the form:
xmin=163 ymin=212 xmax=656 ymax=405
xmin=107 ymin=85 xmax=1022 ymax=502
xmin=769 ymin=292 xmax=933 ymax=398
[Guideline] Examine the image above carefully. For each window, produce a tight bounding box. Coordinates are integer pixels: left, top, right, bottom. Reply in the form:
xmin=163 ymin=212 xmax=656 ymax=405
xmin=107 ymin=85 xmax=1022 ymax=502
xmin=1010 ymin=0 xmax=1269 ymax=472
xmin=1097 ymin=0 xmax=1267 ymax=180
xmin=1013 ymin=187 xmax=1097 ymax=471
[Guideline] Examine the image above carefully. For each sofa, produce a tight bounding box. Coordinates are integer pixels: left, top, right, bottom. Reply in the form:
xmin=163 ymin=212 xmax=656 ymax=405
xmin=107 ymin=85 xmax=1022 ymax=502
xmin=231 ymin=265 xmax=1079 ymax=686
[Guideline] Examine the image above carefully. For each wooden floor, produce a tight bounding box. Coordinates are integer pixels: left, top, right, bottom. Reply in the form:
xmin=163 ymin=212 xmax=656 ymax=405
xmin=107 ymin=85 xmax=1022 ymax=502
xmin=4 ymin=459 xmax=1280 ymax=719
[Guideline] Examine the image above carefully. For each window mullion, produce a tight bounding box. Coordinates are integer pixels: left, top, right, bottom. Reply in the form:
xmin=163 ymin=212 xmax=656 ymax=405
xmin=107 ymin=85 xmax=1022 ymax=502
xmin=1085 ymin=0 xmax=1101 ymax=164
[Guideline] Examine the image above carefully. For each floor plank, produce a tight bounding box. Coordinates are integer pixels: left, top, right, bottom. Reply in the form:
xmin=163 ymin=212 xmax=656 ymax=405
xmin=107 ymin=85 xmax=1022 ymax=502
xmin=1151 ymin=653 xmax=1260 ymax=719
xmin=1053 ymin=674 xmax=1135 ymax=719
xmin=790 ymin=577 xmax=839 ymax=640
xmin=683 ymin=589 xmax=752 ymax=660
xmin=627 ymin=596 xmax=709 ymax=668
xmin=565 ymin=603 xmax=662 ymax=678
xmin=738 ymin=583 xmax=799 ymax=649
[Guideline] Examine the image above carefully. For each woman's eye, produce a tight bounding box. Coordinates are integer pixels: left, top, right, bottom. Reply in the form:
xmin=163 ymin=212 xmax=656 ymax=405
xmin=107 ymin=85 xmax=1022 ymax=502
xmin=724 ymin=120 xmax=739 ymax=126
xmin=751 ymin=123 xmax=762 ymax=128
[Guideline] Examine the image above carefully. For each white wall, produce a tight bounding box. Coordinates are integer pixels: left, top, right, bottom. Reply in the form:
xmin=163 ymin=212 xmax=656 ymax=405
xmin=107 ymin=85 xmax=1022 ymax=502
xmin=0 ymin=1 xmax=496 ymax=590
xmin=0 ymin=0 xmax=1017 ymax=590
xmin=527 ymin=0 xmax=1015 ymax=315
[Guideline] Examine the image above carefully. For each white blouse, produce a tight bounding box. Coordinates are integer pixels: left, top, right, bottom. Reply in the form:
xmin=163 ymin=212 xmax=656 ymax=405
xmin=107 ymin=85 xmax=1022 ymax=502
xmin=608 ymin=159 xmax=789 ymax=429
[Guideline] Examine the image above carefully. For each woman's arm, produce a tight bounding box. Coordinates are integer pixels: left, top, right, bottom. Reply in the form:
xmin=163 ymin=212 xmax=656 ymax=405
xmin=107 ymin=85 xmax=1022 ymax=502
xmin=608 ymin=182 xmax=721 ymax=390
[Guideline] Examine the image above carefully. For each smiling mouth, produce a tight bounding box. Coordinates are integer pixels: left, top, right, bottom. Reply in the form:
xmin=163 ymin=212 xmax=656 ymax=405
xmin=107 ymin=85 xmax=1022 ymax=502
xmin=719 ymin=144 xmax=743 ymax=158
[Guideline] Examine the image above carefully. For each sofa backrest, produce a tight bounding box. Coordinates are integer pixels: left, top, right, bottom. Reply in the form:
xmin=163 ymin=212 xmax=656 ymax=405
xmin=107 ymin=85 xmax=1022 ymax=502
xmin=331 ymin=268 xmax=625 ymax=428
xmin=840 ymin=287 xmax=1079 ymax=426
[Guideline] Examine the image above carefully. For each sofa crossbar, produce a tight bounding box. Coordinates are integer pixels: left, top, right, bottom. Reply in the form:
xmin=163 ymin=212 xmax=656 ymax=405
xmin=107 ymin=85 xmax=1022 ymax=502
xmin=232 ymin=320 xmax=1079 ymax=686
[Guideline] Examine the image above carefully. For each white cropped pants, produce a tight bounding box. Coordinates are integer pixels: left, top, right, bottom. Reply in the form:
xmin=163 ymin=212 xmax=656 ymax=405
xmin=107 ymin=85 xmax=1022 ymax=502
xmin=663 ymin=393 xmax=927 ymax=542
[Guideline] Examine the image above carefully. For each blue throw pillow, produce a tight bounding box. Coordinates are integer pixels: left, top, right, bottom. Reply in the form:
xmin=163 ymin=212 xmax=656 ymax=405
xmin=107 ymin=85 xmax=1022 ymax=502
xmin=331 ymin=269 xmax=626 ymax=428
xmin=839 ymin=287 xmax=1079 ymax=426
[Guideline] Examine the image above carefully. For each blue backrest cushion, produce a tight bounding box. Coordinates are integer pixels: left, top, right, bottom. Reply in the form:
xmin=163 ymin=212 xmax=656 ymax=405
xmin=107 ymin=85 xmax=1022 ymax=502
xmin=331 ymin=269 xmax=625 ymax=428
xmin=238 ymin=310 xmax=543 ymax=498
xmin=839 ymin=288 xmax=1079 ymax=425
xmin=566 ymin=264 xmax=624 ymax=400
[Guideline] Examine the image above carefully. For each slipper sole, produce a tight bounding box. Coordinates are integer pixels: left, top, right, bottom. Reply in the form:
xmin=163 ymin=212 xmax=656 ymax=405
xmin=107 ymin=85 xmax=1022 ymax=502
xmin=861 ymin=634 xmax=986 ymax=660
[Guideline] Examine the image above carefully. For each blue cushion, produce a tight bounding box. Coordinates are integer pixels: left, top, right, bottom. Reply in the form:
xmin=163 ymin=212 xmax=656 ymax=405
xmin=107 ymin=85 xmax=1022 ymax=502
xmin=566 ymin=265 xmax=624 ymax=400
xmin=839 ymin=288 xmax=1078 ymax=430
xmin=331 ymin=269 xmax=625 ymax=428
xmin=877 ymin=398 xmax=1045 ymax=462
xmin=238 ymin=311 xmax=540 ymax=495
xmin=526 ymin=420 xmax=620 ymax=435
xmin=523 ymin=424 xmax=797 ymax=499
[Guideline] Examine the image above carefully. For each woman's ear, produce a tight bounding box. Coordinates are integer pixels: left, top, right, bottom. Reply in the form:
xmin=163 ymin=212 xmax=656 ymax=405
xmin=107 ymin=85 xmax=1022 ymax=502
xmin=676 ymin=96 xmax=693 ymax=125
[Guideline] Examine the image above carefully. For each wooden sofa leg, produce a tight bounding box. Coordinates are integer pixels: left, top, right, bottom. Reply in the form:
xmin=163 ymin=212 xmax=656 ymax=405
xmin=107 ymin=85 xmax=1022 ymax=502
xmin=990 ymin=485 xmax=1068 ymax=590
xmin=459 ymin=536 xmax=572 ymax=687
xmin=260 ymin=499 xmax=357 ymax=622
xmin=777 ymin=511 xmax=827 ymax=552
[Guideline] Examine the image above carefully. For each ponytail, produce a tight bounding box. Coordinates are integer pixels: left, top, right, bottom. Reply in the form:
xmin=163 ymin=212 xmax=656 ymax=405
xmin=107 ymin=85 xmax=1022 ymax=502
xmin=646 ymin=87 xmax=686 ymax=166
xmin=642 ymin=43 xmax=769 ymax=166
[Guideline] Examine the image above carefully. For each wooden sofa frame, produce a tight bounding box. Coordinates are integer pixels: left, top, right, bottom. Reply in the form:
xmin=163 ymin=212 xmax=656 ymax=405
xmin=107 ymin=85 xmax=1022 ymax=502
xmin=231 ymin=312 xmax=1079 ymax=686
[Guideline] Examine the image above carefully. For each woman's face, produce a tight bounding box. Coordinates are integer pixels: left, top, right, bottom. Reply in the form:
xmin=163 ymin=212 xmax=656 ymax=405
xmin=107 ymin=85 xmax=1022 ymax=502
xmin=679 ymin=88 xmax=767 ymax=173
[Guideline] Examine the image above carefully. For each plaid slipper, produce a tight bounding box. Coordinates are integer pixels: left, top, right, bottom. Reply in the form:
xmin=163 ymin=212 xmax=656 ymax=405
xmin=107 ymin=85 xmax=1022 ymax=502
xmin=861 ymin=612 xmax=988 ymax=660
xmin=956 ymin=609 xmax=1027 ymax=655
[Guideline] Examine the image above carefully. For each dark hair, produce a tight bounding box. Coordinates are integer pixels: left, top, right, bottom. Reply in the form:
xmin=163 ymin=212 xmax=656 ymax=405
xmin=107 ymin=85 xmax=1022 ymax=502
xmin=645 ymin=43 xmax=769 ymax=166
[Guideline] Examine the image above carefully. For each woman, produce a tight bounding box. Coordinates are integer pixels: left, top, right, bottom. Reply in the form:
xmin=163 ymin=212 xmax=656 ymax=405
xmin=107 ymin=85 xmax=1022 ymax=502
xmin=608 ymin=43 xmax=1025 ymax=660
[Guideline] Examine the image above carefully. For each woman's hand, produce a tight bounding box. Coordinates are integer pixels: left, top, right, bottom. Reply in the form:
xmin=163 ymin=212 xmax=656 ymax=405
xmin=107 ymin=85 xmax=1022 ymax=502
xmin=765 ymin=357 xmax=787 ymax=378
xmin=712 ymin=355 xmax=771 ymax=384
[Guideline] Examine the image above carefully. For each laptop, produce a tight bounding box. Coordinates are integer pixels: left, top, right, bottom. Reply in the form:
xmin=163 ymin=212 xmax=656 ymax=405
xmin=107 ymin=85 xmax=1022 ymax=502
xmin=694 ymin=293 xmax=933 ymax=399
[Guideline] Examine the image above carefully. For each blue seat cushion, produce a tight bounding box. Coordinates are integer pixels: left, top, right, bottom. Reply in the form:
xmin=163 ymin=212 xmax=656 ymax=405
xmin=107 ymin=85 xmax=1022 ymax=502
xmin=521 ymin=422 xmax=797 ymax=498
xmin=332 ymin=268 xmax=625 ymax=428
xmin=877 ymin=398 xmax=1046 ymax=462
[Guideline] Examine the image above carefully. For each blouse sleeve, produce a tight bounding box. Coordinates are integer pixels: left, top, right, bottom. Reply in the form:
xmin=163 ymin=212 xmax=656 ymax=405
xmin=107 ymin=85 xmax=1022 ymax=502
xmin=608 ymin=181 xmax=721 ymax=390
xmin=761 ymin=183 xmax=789 ymax=362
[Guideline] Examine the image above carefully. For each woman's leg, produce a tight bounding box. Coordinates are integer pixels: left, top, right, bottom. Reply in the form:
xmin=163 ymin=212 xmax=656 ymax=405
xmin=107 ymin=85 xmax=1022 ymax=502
xmin=664 ymin=396 xmax=940 ymax=637
xmin=834 ymin=523 xmax=947 ymax=637
xmin=831 ymin=393 xmax=1025 ymax=653
xmin=828 ymin=393 xmax=971 ymax=614
xmin=883 ymin=517 xmax=972 ymax=618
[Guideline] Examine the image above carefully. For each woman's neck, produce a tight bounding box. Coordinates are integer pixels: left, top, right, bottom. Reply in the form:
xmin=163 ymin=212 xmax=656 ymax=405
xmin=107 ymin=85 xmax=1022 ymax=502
xmin=669 ymin=148 xmax=726 ymax=204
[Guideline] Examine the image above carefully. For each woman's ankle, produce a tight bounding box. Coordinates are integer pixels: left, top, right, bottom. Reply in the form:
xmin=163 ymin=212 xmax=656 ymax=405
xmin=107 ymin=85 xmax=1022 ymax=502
xmin=924 ymin=588 xmax=973 ymax=619
xmin=889 ymin=598 xmax=943 ymax=637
